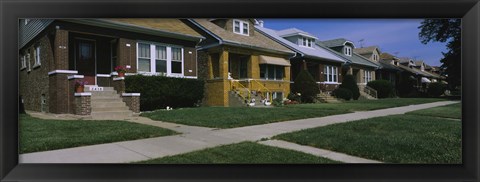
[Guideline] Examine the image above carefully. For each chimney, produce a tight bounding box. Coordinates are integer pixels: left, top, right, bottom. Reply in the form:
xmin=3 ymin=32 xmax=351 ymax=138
xmin=258 ymin=20 xmax=264 ymax=27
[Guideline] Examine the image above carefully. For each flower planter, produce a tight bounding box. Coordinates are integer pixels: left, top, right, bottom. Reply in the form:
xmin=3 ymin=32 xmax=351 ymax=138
xmin=75 ymin=86 xmax=84 ymax=93
xmin=118 ymin=72 xmax=125 ymax=77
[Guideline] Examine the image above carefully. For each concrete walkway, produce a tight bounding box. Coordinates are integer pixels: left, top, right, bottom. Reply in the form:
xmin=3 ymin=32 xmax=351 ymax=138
xmin=258 ymin=140 xmax=382 ymax=163
xmin=19 ymin=101 xmax=458 ymax=163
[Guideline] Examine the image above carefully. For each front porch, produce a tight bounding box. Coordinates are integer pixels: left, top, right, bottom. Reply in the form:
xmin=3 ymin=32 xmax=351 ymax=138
xmin=201 ymin=47 xmax=291 ymax=107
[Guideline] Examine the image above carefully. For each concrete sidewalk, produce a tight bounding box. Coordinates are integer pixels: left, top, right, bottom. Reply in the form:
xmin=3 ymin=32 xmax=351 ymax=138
xmin=19 ymin=101 xmax=458 ymax=163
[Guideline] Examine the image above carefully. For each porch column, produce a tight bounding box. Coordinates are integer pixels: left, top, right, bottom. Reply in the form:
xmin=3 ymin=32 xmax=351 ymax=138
xmin=54 ymin=29 xmax=69 ymax=70
xmin=219 ymin=50 xmax=229 ymax=79
xmin=302 ymin=60 xmax=307 ymax=70
xmin=248 ymin=55 xmax=260 ymax=79
xmin=207 ymin=54 xmax=214 ymax=79
xmin=347 ymin=67 xmax=353 ymax=75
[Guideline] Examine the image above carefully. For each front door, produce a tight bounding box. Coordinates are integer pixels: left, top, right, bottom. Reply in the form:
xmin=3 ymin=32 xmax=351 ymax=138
xmin=75 ymin=39 xmax=96 ymax=85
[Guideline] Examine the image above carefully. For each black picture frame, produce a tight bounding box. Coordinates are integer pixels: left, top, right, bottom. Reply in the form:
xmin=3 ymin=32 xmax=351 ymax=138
xmin=1 ymin=0 xmax=479 ymax=181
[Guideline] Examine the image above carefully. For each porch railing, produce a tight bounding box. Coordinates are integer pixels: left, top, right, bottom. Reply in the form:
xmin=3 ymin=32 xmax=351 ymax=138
xmin=250 ymin=79 xmax=273 ymax=102
xmin=230 ymin=80 xmax=250 ymax=103
xmin=362 ymin=85 xmax=378 ymax=98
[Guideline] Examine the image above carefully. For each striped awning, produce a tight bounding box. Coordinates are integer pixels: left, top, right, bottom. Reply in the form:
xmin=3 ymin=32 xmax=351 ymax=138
xmin=259 ymin=55 xmax=291 ymax=66
xmin=421 ymin=77 xmax=431 ymax=83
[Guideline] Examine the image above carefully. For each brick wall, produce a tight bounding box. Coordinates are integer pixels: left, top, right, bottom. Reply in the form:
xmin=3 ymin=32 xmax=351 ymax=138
xmin=204 ymin=79 xmax=229 ymax=106
xmin=74 ymin=95 xmax=91 ymax=115
xmin=54 ymin=29 xmax=69 ymax=70
xmin=118 ymin=38 xmax=136 ymax=73
xmin=112 ymin=78 xmax=126 ymax=94
xmin=49 ymin=72 xmax=75 ymax=114
xmin=122 ymin=95 xmax=140 ymax=113
xmin=197 ymin=51 xmax=209 ymax=79
xmin=19 ymin=35 xmax=52 ymax=112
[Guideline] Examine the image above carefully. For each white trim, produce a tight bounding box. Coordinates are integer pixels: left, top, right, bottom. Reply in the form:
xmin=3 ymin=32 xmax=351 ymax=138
xmin=74 ymin=92 xmax=92 ymax=96
xmin=34 ymin=45 xmax=41 ymax=66
xmin=67 ymin=75 xmax=85 ymax=80
xmin=113 ymin=77 xmax=125 ymax=81
xmin=96 ymin=74 xmax=111 ymax=78
xmin=136 ymin=41 xmax=185 ymax=77
xmin=233 ymin=19 xmax=249 ymax=36
xmin=48 ymin=70 xmax=79 ymax=75
xmin=122 ymin=93 xmax=141 ymax=97
xmin=317 ymin=82 xmax=341 ymax=85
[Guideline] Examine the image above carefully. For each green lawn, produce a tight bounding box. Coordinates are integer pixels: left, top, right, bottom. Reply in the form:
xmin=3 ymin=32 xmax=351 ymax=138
xmin=142 ymin=98 xmax=446 ymax=128
xmin=286 ymin=98 xmax=446 ymax=111
xmin=406 ymin=103 xmax=461 ymax=119
xmin=19 ymin=114 xmax=178 ymax=154
xmin=274 ymin=114 xmax=461 ymax=164
xmin=136 ymin=142 xmax=340 ymax=164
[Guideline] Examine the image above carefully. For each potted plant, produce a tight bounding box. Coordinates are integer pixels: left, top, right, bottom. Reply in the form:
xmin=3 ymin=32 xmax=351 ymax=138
xmin=75 ymin=80 xmax=88 ymax=93
xmin=115 ymin=65 xmax=128 ymax=77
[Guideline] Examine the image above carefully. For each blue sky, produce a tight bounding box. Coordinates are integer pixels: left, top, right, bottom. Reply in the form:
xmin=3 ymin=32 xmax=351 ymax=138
xmin=263 ymin=19 xmax=448 ymax=66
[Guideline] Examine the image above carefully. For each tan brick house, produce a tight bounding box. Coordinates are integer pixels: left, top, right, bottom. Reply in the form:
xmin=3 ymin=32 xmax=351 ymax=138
xmin=187 ymin=19 xmax=295 ymax=107
xmin=19 ymin=19 xmax=204 ymax=116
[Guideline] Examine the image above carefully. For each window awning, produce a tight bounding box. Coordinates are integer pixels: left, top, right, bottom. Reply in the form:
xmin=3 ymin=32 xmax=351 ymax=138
xmin=421 ymin=77 xmax=431 ymax=83
xmin=259 ymin=55 xmax=290 ymax=66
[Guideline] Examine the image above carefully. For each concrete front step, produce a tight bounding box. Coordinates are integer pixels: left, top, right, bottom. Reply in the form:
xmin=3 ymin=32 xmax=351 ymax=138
xmin=91 ymin=106 xmax=131 ymax=112
xmin=91 ymin=101 xmax=127 ymax=108
xmin=91 ymin=111 xmax=132 ymax=119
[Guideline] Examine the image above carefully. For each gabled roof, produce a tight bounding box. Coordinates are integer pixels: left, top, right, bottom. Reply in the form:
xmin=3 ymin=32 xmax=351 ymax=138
xmin=189 ymin=19 xmax=293 ymax=55
xmin=398 ymin=64 xmax=430 ymax=77
xmin=321 ymin=38 xmax=355 ymax=48
xmin=319 ymin=40 xmax=379 ymax=68
xmin=398 ymin=57 xmax=413 ymax=64
xmin=354 ymin=46 xmax=380 ymax=55
xmin=255 ymin=26 xmax=344 ymax=63
xmin=276 ymin=28 xmax=317 ymax=39
xmin=380 ymin=52 xmax=397 ymax=60
xmin=107 ymin=18 xmax=203 ymax=38
xmin=378 ymin=60 xmax=402 ymax=71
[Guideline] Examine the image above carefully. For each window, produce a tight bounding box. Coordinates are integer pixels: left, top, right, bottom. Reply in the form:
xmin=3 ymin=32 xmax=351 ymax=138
xmin=137 ymin=43 xmax=151 ymax=72
xmin=323 ymin=65 xmax=338 ymax=82
xmin=344 ymin=46 xmax=352 ymax=56
xmin=171 ymin=47 xmax=182 ymax=74
xmin=273 ymin=92 xmax=284 ymax=100
xmin=301 ymin=37 xmax=314 ymax=48
xmin=137 ymin=42 xmax=184 ymax=76
xmin=26 ymin=52 xmax=31 ymax=72
xmin=233 ymin=19 xmax=249 ymax=36
xmin=364 ymin=70 xmax=373 ymax=83
xmin=24 ymin=19 xmax=30 ymax=25
xmin=260 ymin=64 xmax=284 ymax=80
xmin=20 ymin=54 xmax=26 ymax=70
xmin=33 ymin=45 xmax=41 ymax=67
xmin=155 ymin=46 xmax=167 ymax=73
xmin=373 ymin=54 xmax=378 ymax=61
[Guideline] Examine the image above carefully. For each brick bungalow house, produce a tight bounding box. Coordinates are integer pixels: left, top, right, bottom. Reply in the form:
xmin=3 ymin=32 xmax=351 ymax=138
xmin=255 ymin=26 xmax=347 ymax=94
xmin=355 ymin=46 xmax=403 ymax=88
xmin=186 ymin=19 xmax=295 ymax=107
xmin=19 ymin=19 xmax=204 ymax=117
xmin=318 ymin=38 xmax=380 ymax=99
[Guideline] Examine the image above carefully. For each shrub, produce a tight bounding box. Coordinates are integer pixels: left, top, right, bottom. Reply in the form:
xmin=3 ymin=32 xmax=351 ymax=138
xmin=339 ymin=74 xmax=360 ymax=100
xmin=272 ymin=97 xmax=284 ymax=106
xmin=398 ymin=73 xmax=417 ymax=97
xmin=332 ymin=88 xmax=352 ymax=101
xmin=367 ymin=80 xmax=395 ymax=98
xmin=287 ymin=92 xmax=302 ymax=103
xmin=291 ymin=70 xmax=320 ymax=103
xmin=427 ymin=82 xmax=447 ymax=97
xmin=125 ymin=75 xmax=205 ymax=111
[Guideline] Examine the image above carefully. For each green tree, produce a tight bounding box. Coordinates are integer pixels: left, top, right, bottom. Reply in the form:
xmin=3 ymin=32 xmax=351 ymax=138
xmin=418 ymin=19 xmax=461 ymax=90
xmin=291 ymin=70 xmax=320 ymax=103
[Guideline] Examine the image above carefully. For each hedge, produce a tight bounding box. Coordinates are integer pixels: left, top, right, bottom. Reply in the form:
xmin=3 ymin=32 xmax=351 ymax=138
xmin=339 ymin=74 xmax=360 ymax=100
xmin=332 ymin=88 xmax=352 ymax=101
xmin=427 ymin=82 xmax=447 ymax=97
xmin=291 ymin=70 xmax=320 ymax=103
xmin=367 ymin=80 xmax=395 ymax=98
xmin=125 ymin=75 xmax=205 ymax=111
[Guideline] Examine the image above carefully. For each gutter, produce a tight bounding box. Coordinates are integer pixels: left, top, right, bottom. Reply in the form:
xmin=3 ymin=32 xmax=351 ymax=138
xmin=64 ymin=19 xmax=204 ymax=42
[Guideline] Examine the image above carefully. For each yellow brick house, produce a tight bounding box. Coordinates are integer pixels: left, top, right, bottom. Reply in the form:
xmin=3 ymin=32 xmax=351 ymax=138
xmin=187 ymin=19 xmax=295 ymax=107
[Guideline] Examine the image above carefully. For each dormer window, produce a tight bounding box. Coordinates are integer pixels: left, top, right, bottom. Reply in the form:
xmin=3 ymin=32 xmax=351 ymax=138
xmin=301 ymin=37 xmax=314 ymax=48
xmin=344 ymin=46 xmax=352 ymax=56
xmin=233 ymin=19 xmax=249 ymax=36
xmin=373 ymin=54 xmax=378 ymax=61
